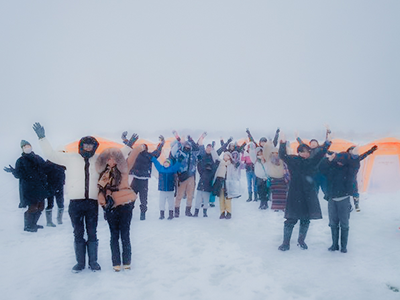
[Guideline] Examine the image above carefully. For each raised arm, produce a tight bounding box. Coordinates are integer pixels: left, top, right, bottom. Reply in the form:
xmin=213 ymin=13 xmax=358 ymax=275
xmin=150 ymin=135 xmax=165 ymax=158
xmin=246 ymin=128 xmax=257 ymax=146
xmin=273 ymin=128 xmax=280 ymax=147
xmin=216 ymin=137 xmax=232 ymax=156
xmin=359 ymin=145 xmax=378 ymax=161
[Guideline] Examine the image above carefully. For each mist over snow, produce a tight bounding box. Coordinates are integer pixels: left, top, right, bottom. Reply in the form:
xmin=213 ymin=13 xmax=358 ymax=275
xmin=0 ymin=1 xmax=400 ymax=300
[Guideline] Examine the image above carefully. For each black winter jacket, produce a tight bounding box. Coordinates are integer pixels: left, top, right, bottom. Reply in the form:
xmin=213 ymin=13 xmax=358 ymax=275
xmin=279 ymin=141 xmax=331 ymax=220
xmin=13 ymin=152 xmax=48 ymax=205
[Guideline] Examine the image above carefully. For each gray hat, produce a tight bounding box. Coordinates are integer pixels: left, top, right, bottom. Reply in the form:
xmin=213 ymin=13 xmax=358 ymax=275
xmin=20 ymin=140 xmax=31 ymax=148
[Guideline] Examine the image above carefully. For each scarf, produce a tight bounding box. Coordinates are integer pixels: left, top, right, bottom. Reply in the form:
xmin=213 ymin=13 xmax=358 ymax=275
xmin=98 ymin=165 xmax=121 ymax=194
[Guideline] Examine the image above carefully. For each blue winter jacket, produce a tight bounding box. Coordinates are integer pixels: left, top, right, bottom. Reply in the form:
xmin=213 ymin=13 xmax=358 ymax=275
xmin=152 ymin=157 xmax=181 ymax=192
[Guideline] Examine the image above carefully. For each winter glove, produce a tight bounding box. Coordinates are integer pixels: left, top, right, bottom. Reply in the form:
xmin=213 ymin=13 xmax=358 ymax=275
xmin=276 ymin=127 xmax=280 ymax=134
xmin=172 ymin=130 xmax=181 ymax=141
xmin=227 ymin=136 xmax=233 ymax=144
xmin=4 ymin=165 xmax=15 ymax=174
xmin=126 ymin=133 xmax=139 ymax=148
xmin=211 ymin=141 xmax=216 ymax=148
xmin=33 ymin=122 xmax=45 ymax=139
xmin=121 ymin=131 xmax=128 ymax=145
xmin=159 ymin=135 xmax=165 ymax=145
xmin=371 ymin=145 xmax=378 ymax=152
xmin=104 ymin=195 xmax=115 ymax=212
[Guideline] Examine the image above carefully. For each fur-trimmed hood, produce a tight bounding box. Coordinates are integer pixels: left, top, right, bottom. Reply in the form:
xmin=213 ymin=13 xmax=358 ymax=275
xmin=96 ymin=147 xmax=128 ymax=174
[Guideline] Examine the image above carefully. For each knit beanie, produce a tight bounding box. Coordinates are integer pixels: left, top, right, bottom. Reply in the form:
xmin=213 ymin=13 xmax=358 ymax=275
xmin=20 ymin=140 xmax=31 ymax=148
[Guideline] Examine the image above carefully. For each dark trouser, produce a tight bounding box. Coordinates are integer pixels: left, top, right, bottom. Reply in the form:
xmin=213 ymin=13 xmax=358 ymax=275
xmin=68 ymin=199 xmax=99 ymax=243
xmin=328 ymin=197 xmax=350 ymax=230
xmin=328 ymin=197 xmax=351 ymax=251
xmin=26 ymin=201 xmax=45 ymax=214
xmin=283 ymin=218 xmax=310 ymax=242
xmin=46 ymin=187 xmax=65 ymax=210
xmin=105 ymin=202 xmax=134 ymax=266
xmin=256 ymin=177 xmax=270 ymax=201
xmin=131 ymin=178 xmax=149 ymax=213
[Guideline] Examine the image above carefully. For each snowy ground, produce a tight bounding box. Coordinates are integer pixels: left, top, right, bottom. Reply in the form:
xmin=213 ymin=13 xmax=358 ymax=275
xmin=1 ymin=173 xmax=400 ymax=300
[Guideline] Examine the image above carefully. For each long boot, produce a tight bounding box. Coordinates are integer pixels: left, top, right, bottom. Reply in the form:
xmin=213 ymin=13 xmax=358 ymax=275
xmin=340 ymin=228 xmax=349 ymax=253
xmin=203 ymin=209 xmax=208 ymax=217
xmin=168 ymin=210 xmax=174 ymax=220
xmin=24 ymin=211 xmax=37 ymax=232
xmin=246 ymin=192 xmax=253 ymax=202
xmin=193 ymin=208 xmax=199 ymax=217
xmin=297 ymin=220 xmax=310 ymax=250
xmin=174 ymin=207 xmax=180 ymax=218
xmin=72 ymin=241 xmax=86 ymax=273
xmin=57 ymin=208 xmax=64 ymax=224
xmin=33 ymin=211 xmax=44 ymax=229
xmin=159 ymin=210 xmax=165 ymax=220
xmin=185 ymin=206 xmax=193 ymax=217
xmin=46 ymin=209 xmax=56 ymax=227
xmin=278 ymin=223 xmax=294 ymax=251
xmin=328 ymin=226 xmax=339 ymax=251
xmin=87 ymin=240 xmax=101 ymax=271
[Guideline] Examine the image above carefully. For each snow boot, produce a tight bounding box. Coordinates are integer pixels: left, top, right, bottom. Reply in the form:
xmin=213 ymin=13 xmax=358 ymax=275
xmin=328 ymin=226 xmax=339 ymax=251
xmin=226 ymin=212 xmax=232 ymax=219
xmin=113 ymin=265 xmax=121 ymax=272
xmin=219 ymin=212 xmax=226 ymax=219
xmin=246 ymin=192 xmax=253 ymax=202
xmin=203 ymin=209 xmax=208 ymax=217
xmin=46 ymin=209 xmax=56 ymax=227
xmin=297 ymin=220 xmax=310 ymax=250
xmin=193 ymin=208 xmax=199 ymax=217
xmin=340 ymin=228 xmax=349 ymax=253
xmin=278 ymin=223 xmax=294 ymax=251
xmin=57 ymin=208 xmax=64 ymax=224
xmin=24 ymin=211 xmax=37 ymax=232
xmin=159 ymin=210 xmax=165 ymax=220
xmin=168 ymin=210 xmax=174 ymax=220
xmin=87 ymin=240 xmax=101 ymax=271
xmin=259 ymin=200 xmax=268 ymax=210
xmin=72 ymin=241 xmax=86 ymax=273
xmin=33 ymin=211 xmax=44 ymax=229
xmin=253 ymin=193 xmax=259 ymax=202
xmin=354 ymin=197 xmax=360 ymax=212
xmin=185 ymin=206 xmax=193 ymax=217
xmin=174 ymin=207 xmax=180 ymax=218
xmin=140 ymin=212 xmax=146 ymax=221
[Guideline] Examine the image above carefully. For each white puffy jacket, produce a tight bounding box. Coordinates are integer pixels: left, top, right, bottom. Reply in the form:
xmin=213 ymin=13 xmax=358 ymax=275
xmin=39 ymin=137 xmax=130 ymax=201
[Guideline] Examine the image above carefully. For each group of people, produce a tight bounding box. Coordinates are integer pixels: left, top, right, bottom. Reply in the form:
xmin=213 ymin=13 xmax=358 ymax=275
xmin=4 ymin=123 xmax=378 ymax=273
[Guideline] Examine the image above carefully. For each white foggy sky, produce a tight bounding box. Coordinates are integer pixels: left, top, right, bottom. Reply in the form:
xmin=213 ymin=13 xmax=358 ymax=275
xmin=0 ymin=1 xmax=399 ymax=147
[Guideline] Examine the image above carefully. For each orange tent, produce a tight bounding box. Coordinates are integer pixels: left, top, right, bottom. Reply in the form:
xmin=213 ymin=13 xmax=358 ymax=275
xmin=357 ymin=138 xmax=400 ymax=193
xmin=64 ymin=136 xmax=125 ymax=153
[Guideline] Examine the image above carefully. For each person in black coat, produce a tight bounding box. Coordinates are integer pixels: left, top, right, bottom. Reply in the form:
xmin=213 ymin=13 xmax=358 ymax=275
xmin=44 ymin=160 xmax=66 ymax=226
xmin=122 ymin=133 xmax=165 ymax=220
xmin=277 ymin=133 xmax=331 ymax=251
xmin=193 ymin=142 xmax=224 ymax=217
xmin=319 ymin=152 xmax=352 ymax=253
xmin=4 ymin=140 xmax=48 ymax=232
xmin=346 ymin=145 xmax=378 ymax=211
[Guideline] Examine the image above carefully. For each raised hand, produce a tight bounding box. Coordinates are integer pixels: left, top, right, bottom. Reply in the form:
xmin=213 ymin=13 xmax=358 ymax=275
xmin=126 ymin=133 xmax=139 ymax=148
xmin=4 ymin=165 xmax=15 ymax=174
xmin=33 ymin=122 xmax=45 ymax=139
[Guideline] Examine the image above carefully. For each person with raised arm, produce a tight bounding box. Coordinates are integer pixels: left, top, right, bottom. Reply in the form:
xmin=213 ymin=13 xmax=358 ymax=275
xmin=277 ymin=131 xmax=332 ymax=251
